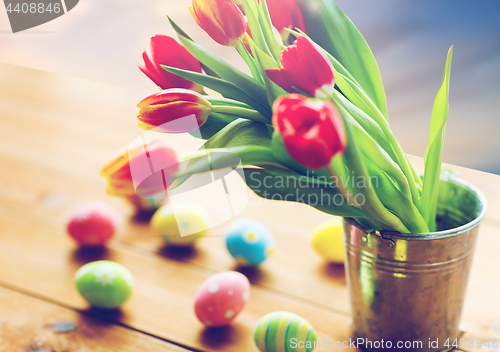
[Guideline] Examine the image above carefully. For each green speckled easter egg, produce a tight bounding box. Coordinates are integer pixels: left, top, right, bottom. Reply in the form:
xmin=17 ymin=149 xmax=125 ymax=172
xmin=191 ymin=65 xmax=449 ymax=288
xmin=74 ymin=260 xmax=134 ymax=309
xmin=254 ymin=312 xmax=317 ymax=352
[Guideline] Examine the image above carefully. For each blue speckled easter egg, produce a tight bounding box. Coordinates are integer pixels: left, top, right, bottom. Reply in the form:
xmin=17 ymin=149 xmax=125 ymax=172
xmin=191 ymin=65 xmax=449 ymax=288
xmin=225 ymin=218 xmax=274 ymax=266
xmin=254 ymin=312 xmax=317 ymax=352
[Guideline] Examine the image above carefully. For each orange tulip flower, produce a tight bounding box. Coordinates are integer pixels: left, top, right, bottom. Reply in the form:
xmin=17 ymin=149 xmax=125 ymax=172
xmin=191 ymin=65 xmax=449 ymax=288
xmin=137 ymin=89 xmax=212 ymax=133
xmin=190 ymin=0 xmax=247 ymax=47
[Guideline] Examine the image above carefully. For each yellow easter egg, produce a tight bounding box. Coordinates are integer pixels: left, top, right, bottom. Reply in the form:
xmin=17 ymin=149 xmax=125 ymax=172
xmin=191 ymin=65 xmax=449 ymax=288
xmin=311 ymin=218 xmax=345 ymax=264
xmin=151 ymin=203 xmax=210 ymax=246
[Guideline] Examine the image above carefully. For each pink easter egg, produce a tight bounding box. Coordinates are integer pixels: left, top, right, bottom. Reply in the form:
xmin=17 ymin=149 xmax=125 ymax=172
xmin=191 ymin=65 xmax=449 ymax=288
xmin=194 ymin=271 xmax=250 ymax=327
xmin=67 ymin=202 xmax=120 ymax=246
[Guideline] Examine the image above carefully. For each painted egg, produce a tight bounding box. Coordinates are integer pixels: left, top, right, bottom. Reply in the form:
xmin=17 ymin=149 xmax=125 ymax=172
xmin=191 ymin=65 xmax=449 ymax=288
xmin=225 ymin=218 xmax=274 ymax=266
xmin=194 ymin=271 xmax=250 ymax=327
xmin=66 ymin=201 xmax=120 ymax=246
xmin=151 ymin=203 xmax=210 ymax=246
xmin=254 ymin=312 xmax=317 ymax=352
xmin=311 ymin=218 xmax=345 ymax=264
xmin=75 ymin=261 xmax=134 ymax=309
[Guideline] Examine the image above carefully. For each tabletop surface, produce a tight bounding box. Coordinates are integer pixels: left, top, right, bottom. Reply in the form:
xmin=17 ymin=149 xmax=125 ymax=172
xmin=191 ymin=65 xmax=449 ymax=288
xmin=0 ymin=61 xmax=499 ymax=351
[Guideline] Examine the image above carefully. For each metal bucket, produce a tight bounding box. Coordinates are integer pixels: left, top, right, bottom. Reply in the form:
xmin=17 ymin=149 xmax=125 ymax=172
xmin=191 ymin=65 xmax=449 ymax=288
xmin=343 ymin=176 xmax=487 ymax=352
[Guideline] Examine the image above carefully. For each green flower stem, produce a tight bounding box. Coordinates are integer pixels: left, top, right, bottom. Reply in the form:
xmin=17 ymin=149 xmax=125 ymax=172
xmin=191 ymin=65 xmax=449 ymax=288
xmin=329 ymin=93 xmax=412 ymax=200
xmin=334 ymin=74 xmax=422 ymax=208
xmin=318 ymin=45 xmax=422 ymax=207
xmin=408 ymin=154 xmax=423 ymax=188
xmin=330 ymin=96 xmax=426 ymax=232
xmin=235 ymin=41 xmax=264 ymax=84
xmin=256 ymin=0 xmax=283 ymax=63
xmin=241 ymin=0 xmax=272 ymax=57
xmin=334 ymin=108 xmax=427 ymax=232
xmin=379 ymin=123 xmax=422 ymax=209
xmin=365 ymin=162 xmax=429 ymax=233
xmin=211 ymin=105 xmax=270 ymax=124
xmin=338 ymin=81 xmax=422 ymax=206
xmin=333 ymin=105 xmax=411 ymax=233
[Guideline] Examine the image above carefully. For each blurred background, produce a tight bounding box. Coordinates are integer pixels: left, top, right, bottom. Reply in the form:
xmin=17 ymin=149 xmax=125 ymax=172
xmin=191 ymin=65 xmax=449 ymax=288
xmin=1 ymin=0 xmax=499 ymax=174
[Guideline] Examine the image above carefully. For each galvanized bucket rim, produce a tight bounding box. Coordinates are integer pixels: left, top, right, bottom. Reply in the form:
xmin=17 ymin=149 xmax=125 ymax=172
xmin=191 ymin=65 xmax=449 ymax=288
xmin=346 ymin=175 xmax=487 ymax=240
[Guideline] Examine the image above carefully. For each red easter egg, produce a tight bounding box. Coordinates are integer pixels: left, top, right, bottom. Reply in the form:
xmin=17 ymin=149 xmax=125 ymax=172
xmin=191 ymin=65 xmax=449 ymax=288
xmin=67 ymin=202 xmax=120 ymax=246
xmin=194 ymin=271 xmax=250 ymax=327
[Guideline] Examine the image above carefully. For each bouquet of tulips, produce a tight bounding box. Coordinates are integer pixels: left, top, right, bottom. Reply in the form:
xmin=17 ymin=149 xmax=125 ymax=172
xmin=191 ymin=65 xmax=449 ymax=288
xmin=134 ymin=0 xmax=453 ymax=234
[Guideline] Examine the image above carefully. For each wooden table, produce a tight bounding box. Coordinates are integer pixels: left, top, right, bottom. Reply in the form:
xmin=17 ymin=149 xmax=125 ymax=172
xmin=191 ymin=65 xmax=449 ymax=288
xmin=0 ymin=62 xmax=499 ymax=351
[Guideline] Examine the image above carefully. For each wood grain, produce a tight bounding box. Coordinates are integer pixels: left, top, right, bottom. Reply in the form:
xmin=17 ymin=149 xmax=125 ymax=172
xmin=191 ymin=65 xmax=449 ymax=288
xmin=1 ymin=62 xmax=499 ymax=351
xmin=0 ymin=212 xmax=356 ymax=351
xmin=0 ymin=62 xmax=351 ymax=312
xmin=0 ymin=285 xmax=191 ymax=351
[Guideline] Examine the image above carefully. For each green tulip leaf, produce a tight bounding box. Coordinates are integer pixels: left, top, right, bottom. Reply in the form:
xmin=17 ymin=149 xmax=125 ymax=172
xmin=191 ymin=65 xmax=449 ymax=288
xmin=290 ymin=28 xmax=388 ymax=128
xmin=254 ymin=46 xmax=288 ymax=105
xmin=241 ymin=0 xmax=272 ymax=58
xmin=332 ymin=93 xmax=395 ymax=161
xmin=257 ymin=0 xmax=283 ymax=62
xmin=332 ymin=104 xmax=411 ymax=233
xmin=364 ymin=161 xmax=429 ymax=233
xmin=420 ymin=47 xmax=453 ymax=231
xmin=167 ymin=15 xmax=220 ymax=78
xmin=167 ymin=16 xmax=271 ymax=114
xmin=242 ymin=167 xmax=382 ymax=220
xmin=167 ymin=15 xmax=192 ymax=41
xmin=171 ymin=145 xmax=282 ymax=189
xmin=204 ymin=118 xmax=273 ymax=150
xmin=176 ymin=36 xmax=271 ymax=111
xmin=207 ymin=96 xmax=255 ymax=108
xmin=297 ymin=0 xmax=388 ymax=120
xmin=174 ymin=119 xmax=274 ymax=187
xmin=161 ymin=66 xmax=271 ymax=118
xmin=236 ymin=39 xmax=265 ymax=84
xmin=189 ymin=112 xmax=235 ymax=140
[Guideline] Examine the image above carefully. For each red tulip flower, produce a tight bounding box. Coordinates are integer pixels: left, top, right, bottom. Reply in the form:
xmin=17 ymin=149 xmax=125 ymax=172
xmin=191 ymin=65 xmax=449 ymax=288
xmin=190 ymin=0 xmax=247 ymax=47
xmin=260 ymin=0 xmax=306 ymax=43
xmin=137 ymin=89 xmax=212 ymax=133
xmin=138 ymin=35 xmax=203 ymax=92
xmin=101 ymin=139 xmax=179 ymax=198
xmin=272 ymin=94 xmax=346 ymax=170
xmin=266 ymin=36 xmax=335 ymax=98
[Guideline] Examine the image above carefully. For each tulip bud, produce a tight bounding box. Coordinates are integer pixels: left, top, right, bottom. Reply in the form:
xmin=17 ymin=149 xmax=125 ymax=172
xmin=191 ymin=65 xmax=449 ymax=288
xmin=190 ymin=0 xmax=247 ymax=47
xmin=272 ymin=94 xmax=346 ymax=170
xmin=138 ymin=35 xmax=203 ymax=92
xmin=136 ymin=89 xmax=212 ymax=133
xmin=266 ymin=36 xmax=335 ymax=99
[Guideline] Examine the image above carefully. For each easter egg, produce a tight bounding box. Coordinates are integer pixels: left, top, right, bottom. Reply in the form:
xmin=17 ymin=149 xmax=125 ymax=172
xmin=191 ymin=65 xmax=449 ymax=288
xmin=254 ymin=312 xmax=317 ymax=352
xmin=66 ymin=202 xmax=120 ymax=246
xmin=151 ymin=203 xmax=210 ymax=246
xmin=75 ymin=261 xmax=134 ymax=309
xmin=194 ymin=271 xmax=250 ymax=327
xmin=225 ymin=218 xmax=274 ymax=266
xmin=311 ymin=218 xmax=345 ymax=264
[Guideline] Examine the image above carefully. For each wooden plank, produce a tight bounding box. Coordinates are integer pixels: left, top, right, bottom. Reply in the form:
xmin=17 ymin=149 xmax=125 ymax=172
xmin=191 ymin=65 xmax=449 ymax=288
xmin=0 ymin=62 xmax=351 ymax=312
xmin=0 ymin=285 xmax=191 ymax=351
xmin=2 ymin=200 xmax=499 ymax=351
xmin=1 ymin=62 xmax=499 ymax=349
xmin=1 ymin=62 xmax=499 ymax=318
xmin=0 ymin=211 xmax=356 ymax=352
